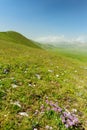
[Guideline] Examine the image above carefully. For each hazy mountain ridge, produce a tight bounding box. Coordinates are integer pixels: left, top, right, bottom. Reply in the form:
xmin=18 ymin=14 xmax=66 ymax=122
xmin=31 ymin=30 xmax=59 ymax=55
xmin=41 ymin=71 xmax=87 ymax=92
xmin=40 ymin=41 xmax=87 ymax=51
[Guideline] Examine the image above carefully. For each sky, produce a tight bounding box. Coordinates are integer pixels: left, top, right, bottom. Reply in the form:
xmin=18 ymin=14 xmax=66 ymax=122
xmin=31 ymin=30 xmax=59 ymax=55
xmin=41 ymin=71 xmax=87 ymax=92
xmin=0 ymin=0 xmax=87 ymax=43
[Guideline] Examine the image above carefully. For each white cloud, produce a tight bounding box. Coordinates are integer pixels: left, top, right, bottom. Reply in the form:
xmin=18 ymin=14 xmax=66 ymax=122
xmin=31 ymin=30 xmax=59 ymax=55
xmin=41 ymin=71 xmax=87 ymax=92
xmin=34 ymin=35 xmax=87 ymax=44
xmin=35 ymin=35 xmax=66 ymax=43
xmin=75 ymin=36 xmax=87 ymax=43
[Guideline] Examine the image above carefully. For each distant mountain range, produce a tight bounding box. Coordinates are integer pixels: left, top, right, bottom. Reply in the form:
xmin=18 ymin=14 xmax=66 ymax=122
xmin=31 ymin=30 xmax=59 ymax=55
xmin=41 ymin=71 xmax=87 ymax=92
xmin=39 ymin=41 xmax=87 ymax=50
xmin=35 ymin=35 xmax=87 ymax=50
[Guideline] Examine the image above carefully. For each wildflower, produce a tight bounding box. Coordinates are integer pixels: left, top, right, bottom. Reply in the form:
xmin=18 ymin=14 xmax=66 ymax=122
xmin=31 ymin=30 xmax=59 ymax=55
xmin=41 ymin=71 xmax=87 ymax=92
xmin=40 ymin=111 xmax=45 ymax=114
xmin=45 ymin=98 xmax=80 ymax=129
xmin=57 ymin=107 xmax=62 ymax=112
xmin=73 ymin=116 xmax=78 ymax=124
xmin=52 ymin=107 xmax=58 ymax=112
xmin=24 ymin=70 xmax=27 ymax=73
xmin=48 ymin=70 xmax=53 ymax=73
xmin=19 ymin=112 xmax=28 ymax=117
xmin=65 ymin=124 xmax=69 ymax=128
xmin=33 ymin=84 xmax=36 ymax=87
xmin=34 ymin=110 xmax=39 ymax=115
xmin=46 ymin=96 xmax=48 ymax=99
xmin=45 ymin=125 xmax=50 ymax=129
xmin=46 ymin=99 xmax=49 ymax=104
xmin=11 ymin=84 xmax=18 ymax=88
xmin=72 ymin=108 xmax=77 ymax=113
xmin=28 ymin=83 xmax=32 ymax=87
xmin=35 ymin=74 xmax=41 ymax=79
xmin=56 ymin=74 xmax=59 ymax=77
xmin=49 ymin=126 xmax=53 ymax=130
xmin=61 ymin=115 xmax=65 ymax=123
xmin=45 ymin=125 xmax=53 ymax=130
xmin=4 ymin=114 xmax=8 ymax=117
xmin=40 ymin=104 xmax=44 ymax=111
xmin=62 ymin=111 xmax=79 ymax=128
xmin=11 ymin=101 xmax=21 ymax=107
xmin=49 ymin=101 xmax=54 ymax=106
xmin=3 ymin=68 xmax=10 ymax=74
xmin=33 ymin=128 xmax=38 ymax=130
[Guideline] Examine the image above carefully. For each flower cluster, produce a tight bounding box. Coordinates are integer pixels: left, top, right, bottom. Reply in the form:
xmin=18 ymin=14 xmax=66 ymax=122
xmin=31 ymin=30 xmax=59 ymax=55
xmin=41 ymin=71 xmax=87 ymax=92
xmin=45 ymin=99 xmax=81 ymax=129
xmin=34 ymin=98 xmax=84 ymax=129
xmin=46 ymin=99 xmax=62 ymax=113
xmin=61 ymin=111 xmax=79 ymax=128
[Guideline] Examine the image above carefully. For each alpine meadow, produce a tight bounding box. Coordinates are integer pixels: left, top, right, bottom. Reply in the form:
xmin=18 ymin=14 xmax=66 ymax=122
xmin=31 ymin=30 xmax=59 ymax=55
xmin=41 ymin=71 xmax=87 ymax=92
xmin=0 ymin=0 xmax=87 ymax=130
xmin=0 ymin=31 xmax=87 ymax=130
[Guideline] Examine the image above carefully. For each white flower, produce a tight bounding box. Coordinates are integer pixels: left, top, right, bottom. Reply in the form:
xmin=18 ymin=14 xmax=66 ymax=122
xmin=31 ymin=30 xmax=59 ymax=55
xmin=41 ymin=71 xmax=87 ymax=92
xmin=34 ymin=110 xmax=39 ymax=115
xmin=45 ymin=125 xmax=53 ymax=130
xmin=28 ymin=83 xmax=32 ymax=87
xmin=33 ymin=84 xmax=36 ymax=87
xmin=11 ymin=84 xmax=18 ymax=88
xmin=46 ymin=125 xmax=50 ymax=129
xmin=72 ymin=109 xmax=77 ymax=113
xmin=11 ymin=101 xmax=21 ymax=107
xmin=65 ymin=109 xmax=70 ymax=114
xmin=4 ymin=114 xmax=7 ymax=117
xmin=24 ymin=71 xmax=27 ymax=73
xmin=50 ymin=127 xmax=53 ymax=130
xmin=35 ymin=74 xmax=41 ymax=79
xmin=33 ymin=128 xmax=38 ymax=130
xmin=48 ymin=70 xmax=53 ymax=73
xmin=56 ymin=74 xmax=59 ymax=77
xmin=19 ymin=112 xmax=28 ymax=117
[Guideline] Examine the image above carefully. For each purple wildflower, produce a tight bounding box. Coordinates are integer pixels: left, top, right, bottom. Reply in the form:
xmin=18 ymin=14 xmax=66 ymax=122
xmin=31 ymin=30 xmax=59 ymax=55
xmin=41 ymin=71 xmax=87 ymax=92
xmin=52 ymin=107 xmax=58 ymax=112
xmin=65 ymin=124 xmax=69 ymax=128
xmin=60 ymin=115 xmax=66 ymax=123
xmin=46 ymin=100 xmax=49 ymax=104
xmin=45 ymin=98 xmax=80 ymax=129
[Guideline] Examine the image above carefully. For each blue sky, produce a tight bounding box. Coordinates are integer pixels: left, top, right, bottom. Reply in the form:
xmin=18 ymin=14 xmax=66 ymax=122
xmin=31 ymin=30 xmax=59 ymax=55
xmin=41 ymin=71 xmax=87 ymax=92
xmin=0 ymin=0 xmax=87 ymax=42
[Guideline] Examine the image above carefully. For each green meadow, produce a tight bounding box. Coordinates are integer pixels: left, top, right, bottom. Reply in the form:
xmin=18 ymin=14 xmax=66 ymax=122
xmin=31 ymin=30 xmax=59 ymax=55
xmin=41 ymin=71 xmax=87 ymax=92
xmin=0 ymin=31 xmax=87 ymax=130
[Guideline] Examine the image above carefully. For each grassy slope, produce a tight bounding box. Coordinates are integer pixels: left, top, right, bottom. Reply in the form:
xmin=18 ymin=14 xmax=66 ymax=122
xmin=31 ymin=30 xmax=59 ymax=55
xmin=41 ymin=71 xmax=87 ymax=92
xmin=0 ymin=31 xmax=41 ymax=48
xmin=0 ymin=32 xmax=87 ymax=130
xmin=52 ymin=48 xmax=87 ymax=62
xmin=40 ymin=43 xmax=87 ymax=62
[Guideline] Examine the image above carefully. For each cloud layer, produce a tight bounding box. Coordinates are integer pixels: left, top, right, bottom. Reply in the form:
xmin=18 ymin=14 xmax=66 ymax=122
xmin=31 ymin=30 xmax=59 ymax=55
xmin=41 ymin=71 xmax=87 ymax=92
xmin=35 ymin=35 xmax=87 ymax=44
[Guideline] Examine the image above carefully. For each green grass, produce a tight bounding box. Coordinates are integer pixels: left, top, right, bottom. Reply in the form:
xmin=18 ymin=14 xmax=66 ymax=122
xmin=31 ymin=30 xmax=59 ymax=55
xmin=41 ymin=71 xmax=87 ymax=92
xmin=50 ymin=47 xmax=87 ymax=62
xmin=0 ymin=31 xmax=87 ymax=130
xmin=0 ymin=31 xmax=41 ymax=48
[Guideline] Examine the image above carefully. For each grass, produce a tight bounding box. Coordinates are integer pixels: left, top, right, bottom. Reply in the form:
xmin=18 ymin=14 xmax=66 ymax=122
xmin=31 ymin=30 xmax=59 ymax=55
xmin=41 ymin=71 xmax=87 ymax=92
xmin=0 ymin=31 xmax=87 ymax=130
xmin=0 ymin=31 xmax=41 ymax=48
xmin=50 ymin=47 xmax=87 ymax=62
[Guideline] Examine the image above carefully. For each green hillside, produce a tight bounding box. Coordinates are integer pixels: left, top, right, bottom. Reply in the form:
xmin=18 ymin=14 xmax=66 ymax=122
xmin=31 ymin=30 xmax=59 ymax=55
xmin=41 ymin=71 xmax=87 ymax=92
xmin=0 ymin=32 xmax=87 ymax=130
xmin=0 ymin=31 xmax=40 ymax=48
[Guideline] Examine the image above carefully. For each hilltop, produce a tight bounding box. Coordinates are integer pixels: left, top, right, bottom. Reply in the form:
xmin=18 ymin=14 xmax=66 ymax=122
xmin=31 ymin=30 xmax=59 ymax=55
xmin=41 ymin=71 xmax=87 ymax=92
xmin=0 ymin=31 xmax=41 ymax=48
